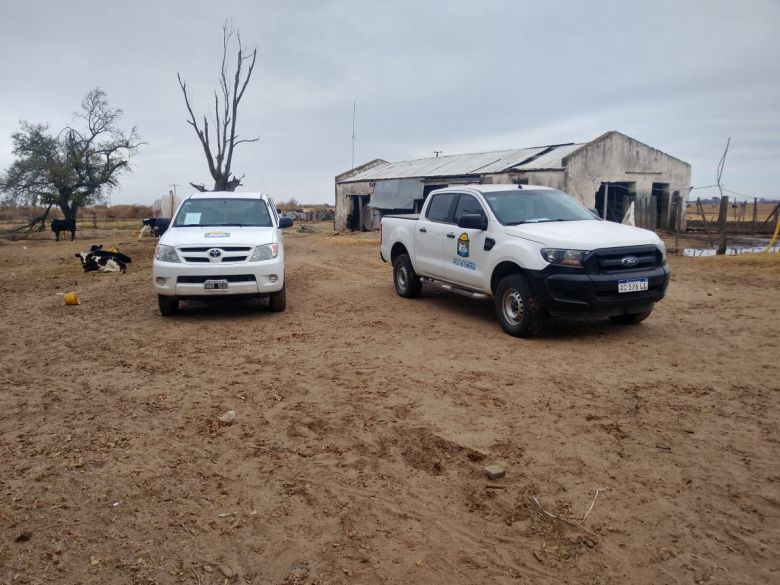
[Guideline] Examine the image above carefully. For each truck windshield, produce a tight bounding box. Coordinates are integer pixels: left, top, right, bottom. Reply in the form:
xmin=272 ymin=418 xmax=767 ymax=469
xmin=173 ymin=198 xmax=273 ymax=227
xmin=483 ymin=189 xmax=596 ymax=225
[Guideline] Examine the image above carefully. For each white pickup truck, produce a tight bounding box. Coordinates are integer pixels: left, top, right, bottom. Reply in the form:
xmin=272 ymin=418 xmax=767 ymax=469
xmin=152 ymin=192 xmax=293 ymax=315
xmin=379 ymin=184 xmax=670 ymax=337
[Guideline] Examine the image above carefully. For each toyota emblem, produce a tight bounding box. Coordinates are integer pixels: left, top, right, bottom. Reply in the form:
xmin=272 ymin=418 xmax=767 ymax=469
xmin=621 ymin=256 xmax=639 ymax=267
xmin=208 ymin=249 xmax=222 ymax=258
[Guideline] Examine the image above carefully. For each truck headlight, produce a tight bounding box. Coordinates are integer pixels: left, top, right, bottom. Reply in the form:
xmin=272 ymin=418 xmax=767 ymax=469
xmin=657 ymin=242 xmax=667 ymax=263
xmin=541 ymin=248 xmax=589 ymax=267
xmin=250 ymin=244 xmax=279 ymax=262
xmin=154 ymin=244 xmax=180 ymax=263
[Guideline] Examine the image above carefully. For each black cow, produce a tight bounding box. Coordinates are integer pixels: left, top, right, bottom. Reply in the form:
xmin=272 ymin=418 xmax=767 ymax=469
xmin=141 ymin=217 xmax=171 ymax=237
xmin=51 ymin=218 xmax=76 ymax=241
xmin=75 ymin=245 xmax=133 ymax=273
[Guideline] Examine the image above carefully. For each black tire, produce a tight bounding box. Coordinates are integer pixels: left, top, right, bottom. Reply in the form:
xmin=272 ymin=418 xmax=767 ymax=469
xmin=610 ymin=306 xmax=653 ymax=325
xmin=158 ymin=295 xmax=179 ymax=316
xmin=494 ymin=274 xmax=545 ymax=337
xmin=269 ymin=285 xmax=287 ymax=312
xmin=393 ymin=254 xmax=422 ymax=298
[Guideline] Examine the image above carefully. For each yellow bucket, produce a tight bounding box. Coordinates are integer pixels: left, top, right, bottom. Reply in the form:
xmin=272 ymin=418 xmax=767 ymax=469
xmin=64 ymin=292 xmax=80 ymax=305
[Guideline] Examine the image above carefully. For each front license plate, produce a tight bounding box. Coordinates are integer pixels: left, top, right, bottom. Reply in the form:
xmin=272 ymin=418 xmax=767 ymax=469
xmin=204 ymin=279 xmax=229 ymax=290
xmin=618 ymin=278 xmax=648 ymax=293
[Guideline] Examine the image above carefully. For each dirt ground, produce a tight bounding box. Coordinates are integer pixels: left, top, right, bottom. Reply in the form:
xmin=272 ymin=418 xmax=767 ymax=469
xmin=0 ymin=225 xmax=778 ymax=585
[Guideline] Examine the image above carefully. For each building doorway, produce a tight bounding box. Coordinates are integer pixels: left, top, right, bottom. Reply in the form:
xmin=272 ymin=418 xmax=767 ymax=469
xmin=347 ymin=194 xmax=370 ymax=231
xmin=651 ymin=183 xmax=670 ymax=228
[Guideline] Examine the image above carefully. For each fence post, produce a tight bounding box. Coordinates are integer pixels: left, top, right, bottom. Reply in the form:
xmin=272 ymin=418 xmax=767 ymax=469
xmin=717 ymin=196 xmax=729 ymax=255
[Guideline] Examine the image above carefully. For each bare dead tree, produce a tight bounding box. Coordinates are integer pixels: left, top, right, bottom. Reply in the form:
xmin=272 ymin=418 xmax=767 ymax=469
xmin=177 ymin=22 xmax=259 ymax=192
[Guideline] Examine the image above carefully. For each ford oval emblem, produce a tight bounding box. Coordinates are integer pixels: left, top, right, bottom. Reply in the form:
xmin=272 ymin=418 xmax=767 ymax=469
xmin=208 ymin=248 xmax=222 ymax=258
xmin=621 ymin=256 xmax=639 ymax=267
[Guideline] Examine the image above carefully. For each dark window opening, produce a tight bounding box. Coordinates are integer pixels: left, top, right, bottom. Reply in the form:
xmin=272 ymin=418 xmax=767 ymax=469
xmin=594 ymin=182 xmax=635 ymax=222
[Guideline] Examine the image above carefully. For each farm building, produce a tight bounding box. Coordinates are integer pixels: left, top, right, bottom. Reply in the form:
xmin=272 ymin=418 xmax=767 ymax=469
xmin=334 ymin=131 xmax=691 ymax=232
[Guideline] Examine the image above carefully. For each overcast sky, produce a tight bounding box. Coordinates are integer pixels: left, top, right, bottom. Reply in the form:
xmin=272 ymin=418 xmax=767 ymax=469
xmin=1 ymin=0 xmax=778 ymax=205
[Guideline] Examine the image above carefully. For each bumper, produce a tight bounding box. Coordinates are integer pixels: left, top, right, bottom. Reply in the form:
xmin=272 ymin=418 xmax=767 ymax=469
xmin=153 ymin=258 xmax=285 ymax=297
xmin=527 ymin=264 xmax=670 ymax=316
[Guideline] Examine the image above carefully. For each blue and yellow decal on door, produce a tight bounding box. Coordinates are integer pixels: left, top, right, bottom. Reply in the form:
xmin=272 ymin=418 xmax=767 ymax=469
xmin=454 ymin=232 xmax=476 ymax=270
xmin=457 ymin=233 xmax=470 ymax=257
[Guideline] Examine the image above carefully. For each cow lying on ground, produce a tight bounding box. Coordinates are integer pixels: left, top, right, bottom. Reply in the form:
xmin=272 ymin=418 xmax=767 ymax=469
xmin=51 ymin=218 xmax=76 ymax=241
xmin=75 ymin=245 xmax=133 ymax=273
xmin=139 ymin=217 xmax=171 ymax=239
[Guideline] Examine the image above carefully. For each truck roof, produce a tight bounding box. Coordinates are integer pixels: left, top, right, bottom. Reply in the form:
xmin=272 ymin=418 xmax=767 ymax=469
xmin=186 ymin=191 xmax=272 ymax=200
xmin=445 ymin=184 xmax=557 ymax=193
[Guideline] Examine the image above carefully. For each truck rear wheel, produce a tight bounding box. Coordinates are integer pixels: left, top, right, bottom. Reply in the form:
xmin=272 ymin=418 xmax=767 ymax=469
xmin=158 ymin=295 xmax=179 ymax=316
xmin=269 ymin=285 xmax=287 ymax=312
xmin=495 ymin=274 xmax=545 ymax=337
xmin=393 ymin=254 xmax=422 ymax=298
xmin=610 ymin=306 xmax=653 ymax=325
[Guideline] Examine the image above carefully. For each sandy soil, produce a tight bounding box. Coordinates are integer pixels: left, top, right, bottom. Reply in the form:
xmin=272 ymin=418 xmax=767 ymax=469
xmin=0 ymin=226 xmax=778 ymax=585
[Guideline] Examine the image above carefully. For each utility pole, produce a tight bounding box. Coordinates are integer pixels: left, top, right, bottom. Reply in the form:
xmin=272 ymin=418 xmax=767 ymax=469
xmin=716 ymin=138 xmax=731 ymax=255
xmin=603 ymin=183 xmax=609 ymax=220
xmin=168 ymin=184 xmax=179 ymax=218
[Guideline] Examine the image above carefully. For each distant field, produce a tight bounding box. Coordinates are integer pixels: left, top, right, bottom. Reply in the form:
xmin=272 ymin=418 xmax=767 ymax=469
xmin=687 ymin=201 xmax=778 ymax=224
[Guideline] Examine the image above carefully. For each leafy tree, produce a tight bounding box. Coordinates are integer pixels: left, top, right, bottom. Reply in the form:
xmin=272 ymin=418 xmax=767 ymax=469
xmin=177 ymin=22 xmax=258 ymax=192
xmin=0 ymin=88 xmax=142 ymax=223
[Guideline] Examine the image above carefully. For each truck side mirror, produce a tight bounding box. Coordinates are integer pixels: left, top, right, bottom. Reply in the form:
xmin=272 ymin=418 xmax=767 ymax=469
xmin=458 ymin=214 xmax=487 ymax=230
xmin=278 ymin=217 xmax=294 ymax=229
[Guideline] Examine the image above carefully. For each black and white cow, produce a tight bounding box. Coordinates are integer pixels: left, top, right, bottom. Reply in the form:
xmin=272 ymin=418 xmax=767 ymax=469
xmin=75 ymin=245 xmax=133 ymax=273
xmin=140 ymin=217 xmax=171 ymax=237
xmin=51 ymin=218 xmax=76 ymax=241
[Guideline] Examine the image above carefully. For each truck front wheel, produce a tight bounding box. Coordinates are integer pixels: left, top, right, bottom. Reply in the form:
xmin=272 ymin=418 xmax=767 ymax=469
xmin=393 ymin=254 xmax=422 ymax=298
xmin=158 ymin=295 xmax=179 ymax=316
xmin=495 ymin=274 xmax=545 ymax=337
xmin=269 ymin=285 xmax=287 ymax=312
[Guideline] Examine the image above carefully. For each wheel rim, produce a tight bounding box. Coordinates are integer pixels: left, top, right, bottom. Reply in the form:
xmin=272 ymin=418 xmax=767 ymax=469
xmin=397 ymin=265 xmax=408 ymax=290
xmin=502 ymin=288 xmax=524 ymax=325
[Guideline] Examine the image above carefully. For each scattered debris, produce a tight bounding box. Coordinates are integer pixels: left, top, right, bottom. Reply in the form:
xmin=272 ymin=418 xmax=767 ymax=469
xmin=15 ymin=531 xmax=31 ymax=543
xmin=532 ymin=488 xmax=608 ymax=526
xmin=64 ymin=291 xmax=80 ymax=305
xmin=483 ymin=465 xmax=506 ymax=480
xmin=218 ymin=410 xmax=236 ymax=424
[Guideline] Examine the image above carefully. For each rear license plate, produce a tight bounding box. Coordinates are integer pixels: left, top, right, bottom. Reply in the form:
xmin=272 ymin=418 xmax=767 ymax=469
xmin=204 ymin=279 xmax=229 ymax=290
xmin=618 ymin=278 xmax=648 ymax=293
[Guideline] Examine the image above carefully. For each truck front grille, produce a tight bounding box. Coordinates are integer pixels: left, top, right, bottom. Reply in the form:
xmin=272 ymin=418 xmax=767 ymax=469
xmin=587 ymin=246 xmax=662 ymax=274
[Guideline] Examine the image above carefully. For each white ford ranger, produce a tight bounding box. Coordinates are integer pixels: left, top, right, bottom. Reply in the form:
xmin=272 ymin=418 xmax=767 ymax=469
xmin=153 ymin=192 xmax=293 ymax=315
xmin=379 ymin=185 xmax=669 ymax=337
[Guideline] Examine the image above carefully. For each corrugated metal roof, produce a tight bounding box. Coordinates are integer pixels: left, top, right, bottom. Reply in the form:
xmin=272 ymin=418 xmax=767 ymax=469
xmin=342 ymin=143 xmax=584 ymax=182
xmin=513 ymin=143 xmax=584 ymax=170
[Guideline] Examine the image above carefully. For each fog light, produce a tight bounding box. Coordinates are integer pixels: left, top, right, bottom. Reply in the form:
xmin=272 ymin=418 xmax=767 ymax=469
xmin=269 ymin=275 xmax=278 ymax=283
xmin=155 ymin=277 xmax=166 ymax=285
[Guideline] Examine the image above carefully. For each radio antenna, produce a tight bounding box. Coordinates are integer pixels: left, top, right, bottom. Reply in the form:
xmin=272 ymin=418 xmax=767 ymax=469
xmin=351 ymin=101 xmax=356 ymax=169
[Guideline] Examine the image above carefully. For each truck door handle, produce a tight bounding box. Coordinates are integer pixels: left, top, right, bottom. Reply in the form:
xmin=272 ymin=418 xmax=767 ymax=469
xmin=419 ymin=227 xmax=427 ymax=233
xmin=446 ymin=233 xmax=456 ymax=238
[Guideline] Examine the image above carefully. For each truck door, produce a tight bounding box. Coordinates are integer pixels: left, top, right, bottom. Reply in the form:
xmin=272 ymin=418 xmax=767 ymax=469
xmin=442 ymin=193 xmax=490 ymax=289
xmin=413 ymin=192 xmax=459 ymax=277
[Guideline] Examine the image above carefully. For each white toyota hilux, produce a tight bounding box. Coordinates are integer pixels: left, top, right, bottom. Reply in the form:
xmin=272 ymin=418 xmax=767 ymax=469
xmin=153 ymin=192 xmax=293 ymax=315
xmin=380 ymin=184 xmax=670 ymax=337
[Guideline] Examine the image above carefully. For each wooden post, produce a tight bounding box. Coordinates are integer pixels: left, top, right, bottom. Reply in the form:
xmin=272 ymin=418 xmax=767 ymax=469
xmin=697 ymin=198 xmax=713 ymax=246
xmin=717 ymin=196 xmax=729 ymax=255
xmin=752 ymin=198 xmax=758 ymax=235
